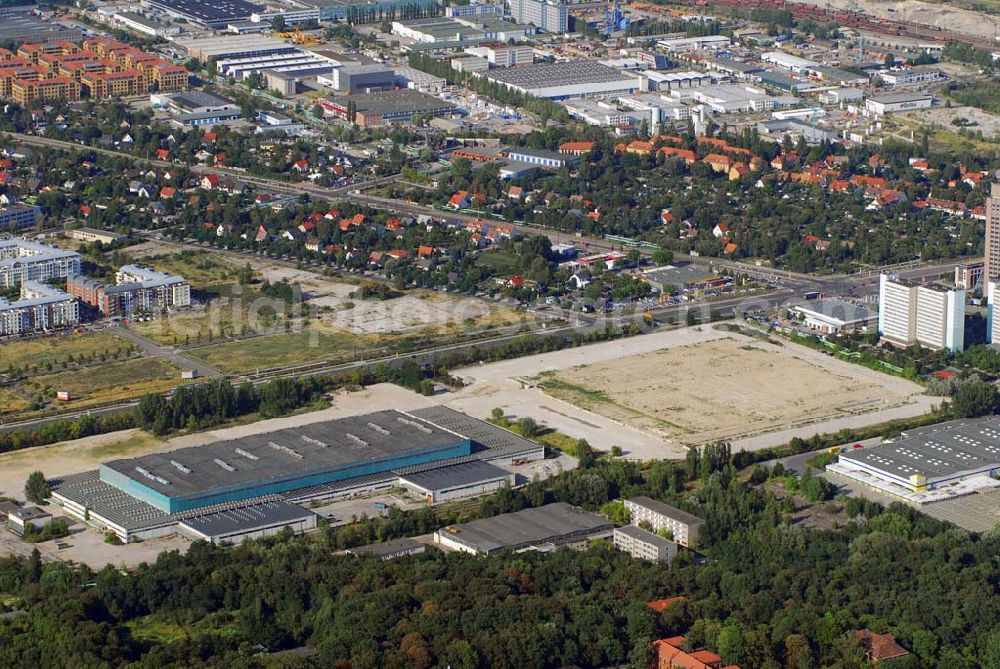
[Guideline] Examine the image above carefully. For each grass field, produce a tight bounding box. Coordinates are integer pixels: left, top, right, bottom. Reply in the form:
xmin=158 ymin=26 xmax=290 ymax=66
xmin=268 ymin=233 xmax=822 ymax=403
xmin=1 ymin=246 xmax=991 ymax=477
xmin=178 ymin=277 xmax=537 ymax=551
xmin=22 ymin=357 xmax=186 ymax=407
xmin=139 ymin=251 xmax=245 ymax=289
xmin=126 ymin=612 xmax=240 ymax=644
xmin=0 ymin=331 xmax=133 ymax=373
xmin=185 ymin=329 xmax=366 ymax=373
xmin=0 ymin=389 xmax=32 ymax=417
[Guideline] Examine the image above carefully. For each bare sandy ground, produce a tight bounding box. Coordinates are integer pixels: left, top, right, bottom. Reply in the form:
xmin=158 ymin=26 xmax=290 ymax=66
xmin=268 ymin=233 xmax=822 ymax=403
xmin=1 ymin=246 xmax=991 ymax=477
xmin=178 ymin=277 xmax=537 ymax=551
xmin=545 ymin=337 xmax=909 ymax=446
xmin=444 ymin=325 xmax=933 ymax=458
xmin=794 ymin=0 xmax=1000 ymax=42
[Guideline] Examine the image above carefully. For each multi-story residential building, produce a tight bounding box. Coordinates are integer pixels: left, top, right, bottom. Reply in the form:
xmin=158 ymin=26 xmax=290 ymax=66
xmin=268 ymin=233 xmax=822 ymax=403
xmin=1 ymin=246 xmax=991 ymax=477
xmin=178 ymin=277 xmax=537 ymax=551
xmin=509 ymin=0 xmax=567 ymax=33
xmin=878 ymin=274 xmax=918 ymax=347
xmin=623 ymin=496 xmax=704 ymax=548
xmin=878 ymin=274 xmax=965 ymax=352
xmin=0 ymin=238 xmax=81 ymax=289
xmin=985 ymin=183 xmax=1000 ymax=282
xmin=68 ymin=265 xmax=190 ymax=317
xmin=0 ymin=281 xmax=79 ymax=336
xmin=0 ymin=203 xmax=42 ymax=231
xmin=12 ymin=76 xmax=80 ymax=104
xmin=1 ymin=39 xmax=186 ymax=103
xmin=915 ymin=283 xmax=965 ymax=352
xmin=613 ymin=525 xmax=677 ymax=563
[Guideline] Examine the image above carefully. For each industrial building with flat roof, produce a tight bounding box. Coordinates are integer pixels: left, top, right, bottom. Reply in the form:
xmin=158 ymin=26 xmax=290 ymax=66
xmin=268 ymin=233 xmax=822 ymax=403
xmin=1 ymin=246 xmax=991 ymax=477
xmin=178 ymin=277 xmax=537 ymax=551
xmin=0 ymin=14 xmax=82 ymax=45
xmin=829 ymin=417 xmax=1000 ymax=500
xmin=145 ymin=0 xmax=263 ymax=28
xmin=0 ymin=238 xmax=81 ymax=289
xmin=100 ymin=410 xmax=471 ymax=514
xmin=178 ymin=500 xmax=317 ymax=544
xmin=434 ymin=502 xmax=613 ymax=555
xmin=399 ymin=460 xmax=514 ymax=503
xmin=50 ymin=406 xmax=544 ymax=542
xmin=482 ymin=60 xmax=640 ymax=100
xmin=789 ymin=299 xmax=877 ymax=335
xmin=865 ymin=91 xmax=934 ymax=116
xmin=347 ymin=537 xmax=427 ymax=560
xmin=323 ymin=89 xmax=459 ymax=127
xmin=176 ymin=35 xmax=296 ymax=63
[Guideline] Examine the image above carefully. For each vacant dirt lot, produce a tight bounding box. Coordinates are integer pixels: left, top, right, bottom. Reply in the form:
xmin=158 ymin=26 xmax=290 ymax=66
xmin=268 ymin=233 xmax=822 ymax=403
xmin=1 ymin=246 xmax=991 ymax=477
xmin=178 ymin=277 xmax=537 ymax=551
xmin=539 ymin=337 xmax=913 ymax=446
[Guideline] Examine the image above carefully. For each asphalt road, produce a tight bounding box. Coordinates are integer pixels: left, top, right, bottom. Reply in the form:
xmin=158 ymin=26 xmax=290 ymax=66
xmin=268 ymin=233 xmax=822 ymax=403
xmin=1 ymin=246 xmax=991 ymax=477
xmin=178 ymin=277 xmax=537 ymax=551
xmin=111 ymin=326 xmax=222 ymax=379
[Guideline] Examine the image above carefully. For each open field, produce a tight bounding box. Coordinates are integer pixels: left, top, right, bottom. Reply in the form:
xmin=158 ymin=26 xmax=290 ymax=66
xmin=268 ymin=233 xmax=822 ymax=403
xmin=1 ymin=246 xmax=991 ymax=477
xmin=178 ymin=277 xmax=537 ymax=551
xmin=444 ymin=324 xmax=934 ymax=457
xmin=0 ymin=331 xmax=132 ymax=372
xmin=537 ymin=337 xmax=905 ymax=446
xmin=21 ymin=357 xmax=186 ymax=408
xmin=185 ymin=329 xmax=368 ymax=374
xmin=0 ymin=389 xmax=32 ymax=417
xmin=125 ymin=249 xmax=246 ymax=289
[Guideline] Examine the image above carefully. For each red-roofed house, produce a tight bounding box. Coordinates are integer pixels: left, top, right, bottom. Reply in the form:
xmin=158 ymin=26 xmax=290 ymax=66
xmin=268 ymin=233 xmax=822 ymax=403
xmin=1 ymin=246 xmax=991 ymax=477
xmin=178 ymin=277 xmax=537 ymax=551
xmin=448 ymin=190 xmax=469 ymax=209
xmin=703 ymin=153 xmax=732 ymax=173
xmin=559 ymin=141 xmax=595 ymax=156
xmin=653 ymin=635 xmax=739 ymax=669
xmin=200 ymin=174 xmax=219 ymax=190
xmin=712 ymin=223 xmax=729 ymax=239
xmin=155 ymin=148 xmax=169 ymax=160
xmin=647 ymin=596 xmax=685 ymax=613
xmin=159 ymin=186 xmax=175 ymax=198
xmin=852 ymin=630 xmax=910 ymax=665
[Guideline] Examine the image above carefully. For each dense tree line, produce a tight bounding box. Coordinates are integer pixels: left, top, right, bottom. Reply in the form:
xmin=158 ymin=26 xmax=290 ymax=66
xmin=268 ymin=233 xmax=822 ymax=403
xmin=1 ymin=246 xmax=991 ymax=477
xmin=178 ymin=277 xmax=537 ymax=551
xmin=1 ymin=453 xmax=1000 ymax=667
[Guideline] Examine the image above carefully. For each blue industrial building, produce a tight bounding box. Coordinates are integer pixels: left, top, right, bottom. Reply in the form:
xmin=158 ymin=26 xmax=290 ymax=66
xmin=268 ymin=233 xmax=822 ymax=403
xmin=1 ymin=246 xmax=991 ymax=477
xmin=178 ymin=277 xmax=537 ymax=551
xmin=99 ymin=410 xmax=471 ymax=513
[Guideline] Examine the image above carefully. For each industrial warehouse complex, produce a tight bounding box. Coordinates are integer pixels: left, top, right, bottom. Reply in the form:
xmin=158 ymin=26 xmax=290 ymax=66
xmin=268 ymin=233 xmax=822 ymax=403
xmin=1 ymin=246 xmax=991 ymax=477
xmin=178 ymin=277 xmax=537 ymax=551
xmin=50 ymin=407 xmax=544 ymax=543
xmin=829 ymin=417 xmax=1000 ymax=503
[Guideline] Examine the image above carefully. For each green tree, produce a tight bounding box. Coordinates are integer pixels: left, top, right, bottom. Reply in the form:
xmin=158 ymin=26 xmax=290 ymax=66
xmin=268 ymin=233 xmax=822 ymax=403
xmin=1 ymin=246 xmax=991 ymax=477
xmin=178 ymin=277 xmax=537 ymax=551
xmin=24 ymin=471 xmax=50 ymax=504
xmin=952 ymin=381 xmax=998 ymax=418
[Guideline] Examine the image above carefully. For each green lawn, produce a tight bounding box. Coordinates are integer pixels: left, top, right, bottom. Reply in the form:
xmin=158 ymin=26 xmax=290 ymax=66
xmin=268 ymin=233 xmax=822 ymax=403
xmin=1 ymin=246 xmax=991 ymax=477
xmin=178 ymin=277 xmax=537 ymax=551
xmin=139 ymin=251 xmax=245 ymax=289
xmin=23 ymin=357 xmax=186 ymax=407
xmin=186 ymin=329 xmax=361 ymax=373
xmin=0 ymin=331 xmax=133 ymax=373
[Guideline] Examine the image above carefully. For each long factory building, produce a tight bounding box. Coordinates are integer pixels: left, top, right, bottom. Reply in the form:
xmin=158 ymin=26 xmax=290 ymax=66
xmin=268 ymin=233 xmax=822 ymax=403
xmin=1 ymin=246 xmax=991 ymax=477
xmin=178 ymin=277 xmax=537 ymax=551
xmin=50 ymin=407 xmax=543 ymax=542
xmin=828 ymin=416 xmax=1000 ymax=503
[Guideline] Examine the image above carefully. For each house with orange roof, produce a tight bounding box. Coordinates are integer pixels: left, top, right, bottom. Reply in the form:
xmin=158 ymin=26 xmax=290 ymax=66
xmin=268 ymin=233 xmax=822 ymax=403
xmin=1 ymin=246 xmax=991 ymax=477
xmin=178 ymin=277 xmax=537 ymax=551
xmin=624 ymin=140 xmax=654 ymax=155
xmin=559 ymin=141 xmax=595 ymax=156
xmin=448 ymin=190 xmax=469 ymax=209
xmin=712 ymin=223 xmax=729 ymax=239
xmin=661 ymin=210 xmax=674 ymax=225
xmin=660 ymin=146 xmax=696 ymax=164
xmin=791 ymin=172 xmax=823 ymax=186
xmin=155 ymin=148 xmax=169 ymax=160
xmin=829 ymin=179 xmax=850 ymax=193
xmin=417 ymin=244 xmax=434 ymax=258
xmin=703 ymin=154 xmax=732 ymax=173
xmin=653 ymin=635 xmax=740 ymax=669
xmin=646 ymin=596 xmax=685 ymax=613
xmin=728 ymin=163 xmax=749 ymax=181
xmin=723 ymin=242 xmax=738 ymax=255
xmin=159 ymin=186 xmax=175 ymax=199
xmin=852 ymin=630 xmax=909 ymax=665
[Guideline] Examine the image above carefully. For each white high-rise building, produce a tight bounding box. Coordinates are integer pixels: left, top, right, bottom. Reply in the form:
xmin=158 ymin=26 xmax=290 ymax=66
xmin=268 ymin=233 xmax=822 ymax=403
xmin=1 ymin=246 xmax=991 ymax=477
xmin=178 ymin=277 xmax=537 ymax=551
xmin=988 ymin=281 xmax=1000 ymax=345
xmin=509 ymin=0 xmax=567 ymax=33
xmin=878 ymin=274 xmax=965 ymax=352
xmin=878 ymin=274 xmax=918 ymax=346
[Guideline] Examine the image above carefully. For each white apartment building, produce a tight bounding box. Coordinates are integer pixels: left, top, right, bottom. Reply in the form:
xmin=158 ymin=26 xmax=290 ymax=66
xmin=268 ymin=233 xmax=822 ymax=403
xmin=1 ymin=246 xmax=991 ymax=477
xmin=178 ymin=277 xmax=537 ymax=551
xmin=623 ymin=496 xmax=704 ymax=548
xmin=115 ymin=265 xmax=192 ymax=310
xmin=0 ymin=238 xmax=81 ymax=289
xmin=878 ymin=274 xmax=964 ymax=352
xmin=989 ymin=281 xmax=1000 ymax=345
xmin=878 ymin=274 xmax=918 ymax=346
xmin=0 ymin=281 xmax=79 ymax=336
xmin=613 ymin=525 xmax=677 ymax=563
